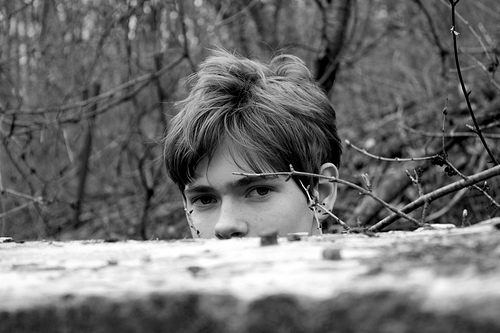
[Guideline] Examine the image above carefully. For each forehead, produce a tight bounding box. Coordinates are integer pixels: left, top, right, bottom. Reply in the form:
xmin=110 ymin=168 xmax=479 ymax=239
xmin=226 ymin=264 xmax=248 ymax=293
xmin=191 ymin=143 xmax=247 ymax=184
xmin=186 ymin=141 xmax=275 ymax=191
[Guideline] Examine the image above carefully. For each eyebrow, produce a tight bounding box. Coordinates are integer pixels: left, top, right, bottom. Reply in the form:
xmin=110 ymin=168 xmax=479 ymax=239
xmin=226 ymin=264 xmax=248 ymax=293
xmin=184 ymin=175 xmax=279 ymax=195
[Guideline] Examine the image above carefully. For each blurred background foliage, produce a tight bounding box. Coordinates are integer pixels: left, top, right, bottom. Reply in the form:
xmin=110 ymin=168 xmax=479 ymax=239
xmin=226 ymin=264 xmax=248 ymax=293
xmin=0 ymin=0 xmax=499 ymax=240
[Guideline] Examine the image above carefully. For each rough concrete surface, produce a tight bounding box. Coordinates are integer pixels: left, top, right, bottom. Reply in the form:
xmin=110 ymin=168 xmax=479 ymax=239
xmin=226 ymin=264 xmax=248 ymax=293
xmin=1 ymin=219 xmax=500 ymax=332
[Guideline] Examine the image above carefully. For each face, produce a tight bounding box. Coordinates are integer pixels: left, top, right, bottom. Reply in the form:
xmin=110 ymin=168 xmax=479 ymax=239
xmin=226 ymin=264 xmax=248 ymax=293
xmin=182 ymin=142 xmax=319 ymax=239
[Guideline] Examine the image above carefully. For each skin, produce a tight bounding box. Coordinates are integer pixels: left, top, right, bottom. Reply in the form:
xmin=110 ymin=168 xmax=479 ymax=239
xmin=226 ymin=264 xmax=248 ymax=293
xmin=183 ymin=141 xmax=338 ymax=239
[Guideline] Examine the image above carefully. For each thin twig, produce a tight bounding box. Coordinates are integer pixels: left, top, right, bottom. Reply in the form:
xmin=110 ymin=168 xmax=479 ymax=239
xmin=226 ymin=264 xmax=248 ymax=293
xmin=184 ymin=208 xmax=201 ymax=238
xmin=369 ymin=163 xmax=500 ymax=231
xmin=439 ymin=94 xmax=499 ymax=209
xmin=298 ymin=180 xmax=323 ymax=233
xmin=317 ymin=205 xmax=351 ymax=231
xmin=298 ymin=180 xmax=350 ymax=232
xmin=0 ymin=201 xmax=32 ymax=219
xmin=345 ymin=139 xmax=437 ymax=162
xmin=442 ymin=159 xmax=500 ymax=209
xmin=406 ymin=168 xmax=429 ymax=223
xmin=449 ymin=1 xmax=499 ymax=165
xmin=401 ymin=123 xmax=500 ymax=139
xmin=440 ymin=0 xmax=493 ymax=62
xmin=2 ymin=188 xmax=47 ymax=205
xmin=348 ymin=137 xmax=500 ymax=210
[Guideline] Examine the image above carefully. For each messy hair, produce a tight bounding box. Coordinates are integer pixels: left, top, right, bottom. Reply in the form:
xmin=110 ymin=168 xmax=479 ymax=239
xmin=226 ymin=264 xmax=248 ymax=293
xmin=164 ymin=49 xmax=342 ymax=191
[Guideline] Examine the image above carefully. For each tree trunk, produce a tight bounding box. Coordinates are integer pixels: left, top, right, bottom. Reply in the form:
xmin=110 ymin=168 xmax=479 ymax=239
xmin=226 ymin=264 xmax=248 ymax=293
xmin=314 ymin=0 xmax=352 ymax=94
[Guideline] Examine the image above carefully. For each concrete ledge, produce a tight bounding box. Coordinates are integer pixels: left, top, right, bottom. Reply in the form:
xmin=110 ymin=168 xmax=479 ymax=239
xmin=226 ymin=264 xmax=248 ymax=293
xmin=1 ymin=219 xmax=500 ymax=332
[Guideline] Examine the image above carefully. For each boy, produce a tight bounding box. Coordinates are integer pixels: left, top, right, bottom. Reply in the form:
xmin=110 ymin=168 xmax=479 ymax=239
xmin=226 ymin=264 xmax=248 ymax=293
xmin=163 ymin=49 xmax=342 ymax=239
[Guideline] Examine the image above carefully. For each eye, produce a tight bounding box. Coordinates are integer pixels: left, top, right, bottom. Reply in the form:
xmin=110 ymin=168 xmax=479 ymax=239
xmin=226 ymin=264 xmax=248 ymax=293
xmin=192 ymin=195 xmax=217 ymax=206
xmin=247 ymin=186 xmax=272 ymax=198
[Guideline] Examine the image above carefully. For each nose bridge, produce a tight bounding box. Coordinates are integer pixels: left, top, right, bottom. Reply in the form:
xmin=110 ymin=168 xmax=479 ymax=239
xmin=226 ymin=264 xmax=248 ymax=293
xmin=214 ymin=198 xmax=248 ymax=239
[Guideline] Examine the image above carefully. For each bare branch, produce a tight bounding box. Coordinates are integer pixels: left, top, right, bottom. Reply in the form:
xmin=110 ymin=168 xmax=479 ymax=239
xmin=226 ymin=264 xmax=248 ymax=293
xmin=449 ymin=1 xmax=499 ymax=165
xmin=0 ymin=201 xmax=32 ymax=219
xmin=345 ymin=139 xmax=437 ymax=162
xmin=369 ymin=163 xmax=500 ymax=231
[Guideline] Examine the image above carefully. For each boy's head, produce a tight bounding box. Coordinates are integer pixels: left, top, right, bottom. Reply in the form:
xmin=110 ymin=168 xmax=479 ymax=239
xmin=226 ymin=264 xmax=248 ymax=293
xmin=164 ymin=49 xmax=342 ymax=239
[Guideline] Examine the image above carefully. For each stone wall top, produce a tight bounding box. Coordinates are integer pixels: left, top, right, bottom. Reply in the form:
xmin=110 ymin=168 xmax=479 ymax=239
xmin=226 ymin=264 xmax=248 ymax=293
xmin=1 ymin=219 xmax=500 ymax=332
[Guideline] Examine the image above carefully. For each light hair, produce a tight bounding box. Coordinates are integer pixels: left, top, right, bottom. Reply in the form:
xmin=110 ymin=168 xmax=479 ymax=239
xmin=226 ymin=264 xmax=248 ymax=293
xmin=164 ymin=49 xmax=341 ymax=191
